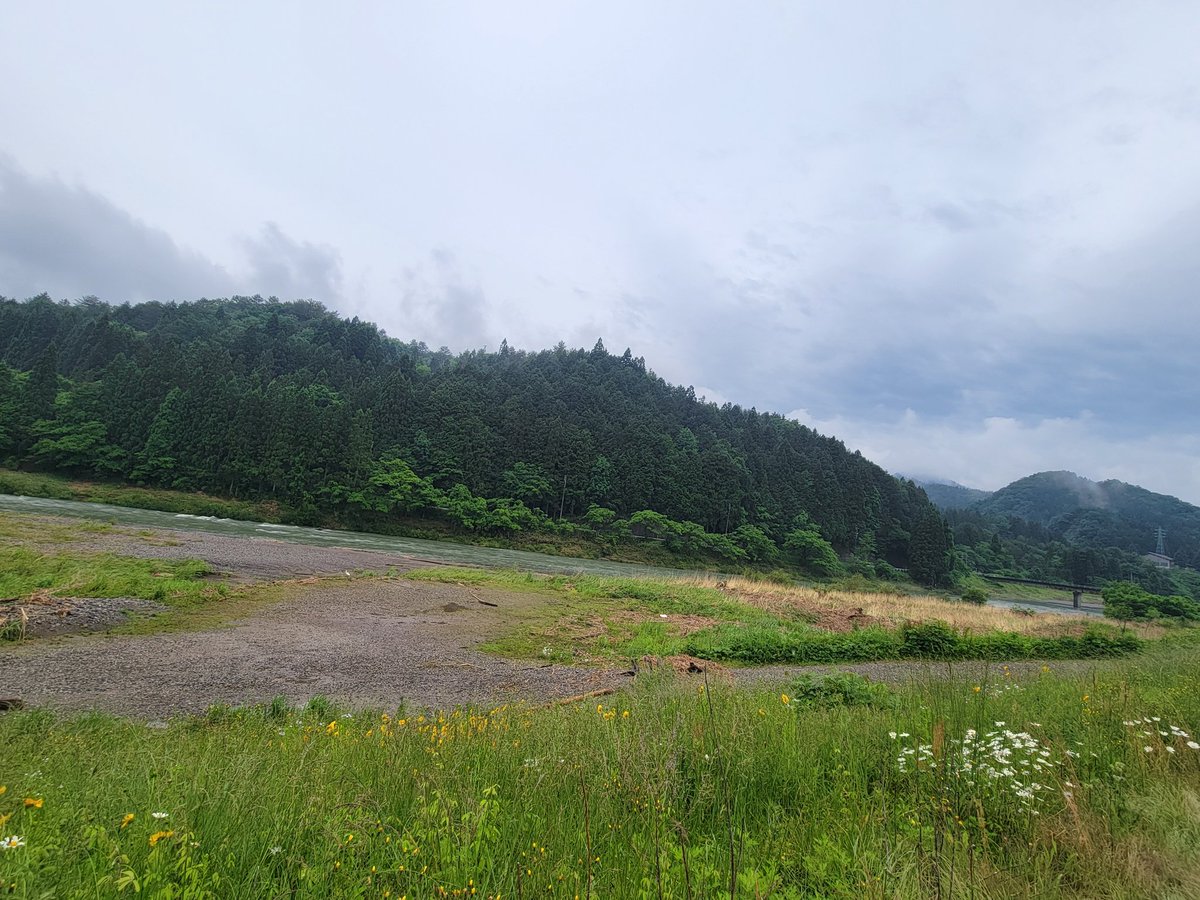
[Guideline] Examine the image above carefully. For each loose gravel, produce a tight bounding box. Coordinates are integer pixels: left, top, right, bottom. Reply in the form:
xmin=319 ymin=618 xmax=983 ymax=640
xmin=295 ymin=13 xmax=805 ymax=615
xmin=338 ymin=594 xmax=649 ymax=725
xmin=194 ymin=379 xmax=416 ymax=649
xmin=0 ymin=578 xmax=619 ymax=718
xmin=73 ymin=526 xmax=420 ymax=582
xmin=1 ymin=596 xmax=167 ymax=638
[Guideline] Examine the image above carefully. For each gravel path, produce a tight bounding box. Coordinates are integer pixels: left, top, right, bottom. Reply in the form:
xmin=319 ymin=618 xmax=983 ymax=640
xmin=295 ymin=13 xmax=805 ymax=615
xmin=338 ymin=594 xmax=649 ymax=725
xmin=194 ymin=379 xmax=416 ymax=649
xmin=0 ymin=578 xmax=619 ymax=718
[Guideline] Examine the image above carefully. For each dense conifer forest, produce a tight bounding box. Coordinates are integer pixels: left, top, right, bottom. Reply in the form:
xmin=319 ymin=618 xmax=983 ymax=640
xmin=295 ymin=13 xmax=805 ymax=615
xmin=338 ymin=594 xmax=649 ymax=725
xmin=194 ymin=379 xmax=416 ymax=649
xmin=0 ymin=295 xmax=956 ymax=583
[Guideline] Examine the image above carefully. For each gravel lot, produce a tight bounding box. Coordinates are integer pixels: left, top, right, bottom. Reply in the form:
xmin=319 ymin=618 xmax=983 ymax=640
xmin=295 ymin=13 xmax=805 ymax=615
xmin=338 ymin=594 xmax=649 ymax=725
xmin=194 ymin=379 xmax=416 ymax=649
xmin=0 ymin=577 xmax=619 ymax=718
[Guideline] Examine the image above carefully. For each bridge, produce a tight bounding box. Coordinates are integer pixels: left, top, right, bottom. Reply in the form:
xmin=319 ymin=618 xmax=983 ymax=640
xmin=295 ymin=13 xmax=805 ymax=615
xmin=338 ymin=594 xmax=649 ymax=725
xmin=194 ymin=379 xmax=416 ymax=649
xmin=982 ymin=575 xmax=1102 ymax=609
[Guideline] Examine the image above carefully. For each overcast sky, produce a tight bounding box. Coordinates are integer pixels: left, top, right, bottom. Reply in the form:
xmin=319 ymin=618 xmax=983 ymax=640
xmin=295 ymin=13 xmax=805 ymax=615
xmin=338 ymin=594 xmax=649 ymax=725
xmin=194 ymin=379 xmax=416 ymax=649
xmin=2 ymin=2 xmax=1199 ymax=503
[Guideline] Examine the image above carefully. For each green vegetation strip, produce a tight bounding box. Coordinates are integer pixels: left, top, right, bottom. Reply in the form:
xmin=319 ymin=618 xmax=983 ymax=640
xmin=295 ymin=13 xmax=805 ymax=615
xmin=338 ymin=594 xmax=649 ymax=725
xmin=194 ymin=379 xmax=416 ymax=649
xmin=0 ymin=545 xmax=233 ymax=638
xmin=2 ymin=649 xmax=1200 ymax=897
xmin=0 ymin=546 xmax=213 ymax=606
xmin=409 ymin=568 xmax=1143 ymax=665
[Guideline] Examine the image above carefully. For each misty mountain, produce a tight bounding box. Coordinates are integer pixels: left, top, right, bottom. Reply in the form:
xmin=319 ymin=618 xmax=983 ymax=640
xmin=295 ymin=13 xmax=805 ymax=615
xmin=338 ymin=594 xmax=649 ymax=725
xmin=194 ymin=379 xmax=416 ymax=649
xmin=914 ymin=479 xmax=993 ymax=510
xmin=977 ymin=471 xmax=1200 ymax=568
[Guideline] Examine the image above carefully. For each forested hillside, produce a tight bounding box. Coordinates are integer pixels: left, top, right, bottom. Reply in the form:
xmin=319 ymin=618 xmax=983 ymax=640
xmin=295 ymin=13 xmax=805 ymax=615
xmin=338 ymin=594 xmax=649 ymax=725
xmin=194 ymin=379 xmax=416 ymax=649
xmin=939 ymin=470 xmax=1200 ymax=601
xmin=975 ymin=471 xmax=1200 ymax=569
xmin=915 ymin=480 xmax=993 ymax=510
xmin=0 ymin=295 xmax=954 ymax=581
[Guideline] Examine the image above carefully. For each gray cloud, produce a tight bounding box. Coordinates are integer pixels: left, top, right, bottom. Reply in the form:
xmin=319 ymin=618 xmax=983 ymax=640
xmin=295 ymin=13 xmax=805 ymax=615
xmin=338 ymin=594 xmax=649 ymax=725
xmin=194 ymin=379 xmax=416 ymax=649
xmin=0 ymin=157 xmax=347 ymax=308
xmin=240 ymin=222 xmax=343 ymax=304
xmin=0 ymin=156 xmax=234 ymax=302
xmin=393 ymin=249 xmax=495 ymax=351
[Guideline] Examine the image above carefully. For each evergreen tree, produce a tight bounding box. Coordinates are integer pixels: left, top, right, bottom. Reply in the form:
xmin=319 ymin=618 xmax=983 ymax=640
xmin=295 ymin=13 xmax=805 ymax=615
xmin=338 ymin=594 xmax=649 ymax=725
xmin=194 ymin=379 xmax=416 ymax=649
xmin=908 ymin=508 xmax=955 ymax=586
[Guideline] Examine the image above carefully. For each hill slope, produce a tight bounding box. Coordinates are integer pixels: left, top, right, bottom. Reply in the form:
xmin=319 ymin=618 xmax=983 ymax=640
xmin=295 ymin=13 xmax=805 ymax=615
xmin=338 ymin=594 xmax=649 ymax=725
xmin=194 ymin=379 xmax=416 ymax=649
xmin=915 ymin=479 xmax=993 ymax=510
xmin=977 ymin=471 xmax=1200 ymax=568
xmin=0 ymin=295 xmax=948 ymax=574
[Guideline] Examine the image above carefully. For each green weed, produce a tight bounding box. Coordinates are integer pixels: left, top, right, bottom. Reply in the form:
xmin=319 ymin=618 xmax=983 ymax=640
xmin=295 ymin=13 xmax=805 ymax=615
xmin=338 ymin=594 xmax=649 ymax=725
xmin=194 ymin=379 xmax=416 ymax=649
xmin=1 ymin=649 xmax=1200 ymax=896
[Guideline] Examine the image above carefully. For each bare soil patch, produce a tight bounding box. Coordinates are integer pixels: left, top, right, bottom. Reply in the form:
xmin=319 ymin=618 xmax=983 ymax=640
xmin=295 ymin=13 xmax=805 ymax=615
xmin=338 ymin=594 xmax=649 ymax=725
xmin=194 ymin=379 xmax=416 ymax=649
xmin=634 ymin=653 xmax=732 ymax=682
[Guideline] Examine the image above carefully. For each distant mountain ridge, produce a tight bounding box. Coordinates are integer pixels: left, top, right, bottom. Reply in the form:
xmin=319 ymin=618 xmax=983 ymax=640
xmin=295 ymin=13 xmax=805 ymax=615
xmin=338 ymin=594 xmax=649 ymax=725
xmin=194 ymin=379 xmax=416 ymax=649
xmin=913 ymin=479 xmax=993 ymax=510
xmin=976 ymin=471 xmax=1200 ymax=568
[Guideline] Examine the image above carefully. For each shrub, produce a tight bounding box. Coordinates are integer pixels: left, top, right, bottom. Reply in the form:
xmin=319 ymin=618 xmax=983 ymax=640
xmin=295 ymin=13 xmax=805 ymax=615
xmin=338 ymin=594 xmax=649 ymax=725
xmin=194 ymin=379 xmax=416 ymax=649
xmin=683 ymin=620 xmax=1140 ymax=665
xmin=900 ymin=621 xmax=960 ymax=658
xmin=787 ymin=672 xmax=896 ymax=709
xmin=1102 ymin=581 xmax=1200 ymax=622
xmin=960 ymin=587 xmax=988 ymax=605
xmin=873 ymin=561 xmax=905 ymax=581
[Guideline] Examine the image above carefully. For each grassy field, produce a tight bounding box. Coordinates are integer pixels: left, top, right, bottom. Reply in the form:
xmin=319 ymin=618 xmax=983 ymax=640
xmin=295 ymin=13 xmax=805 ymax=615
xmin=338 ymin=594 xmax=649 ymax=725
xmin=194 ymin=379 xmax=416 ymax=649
xmin=2 ymin=647 xmax=1200 ymax=897
xmin=407 ymin=568 xmax=1149 ymax=667
xmin=3 ymin=522 xmax=1199 ymax=895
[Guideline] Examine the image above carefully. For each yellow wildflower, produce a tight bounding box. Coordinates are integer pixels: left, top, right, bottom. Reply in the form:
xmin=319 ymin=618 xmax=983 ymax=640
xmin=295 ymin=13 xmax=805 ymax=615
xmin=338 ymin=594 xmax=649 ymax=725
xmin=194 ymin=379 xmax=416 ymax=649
xmin=148 ymin=829 xmax=174 ymax=847
xmin=972 ymin=686 xmax=981 ymax=693
xmin=0 ymin=812 xmax=10 ymax=828
xmin=780 ymin=693 xmax=790 ymax=705
xmin=23 ymin=798 xmax=43 ymax=809
xmin=0 ymin=786 xmax=5 ymax=795
xmin=120 ymin=813 xmax=135 ymax=829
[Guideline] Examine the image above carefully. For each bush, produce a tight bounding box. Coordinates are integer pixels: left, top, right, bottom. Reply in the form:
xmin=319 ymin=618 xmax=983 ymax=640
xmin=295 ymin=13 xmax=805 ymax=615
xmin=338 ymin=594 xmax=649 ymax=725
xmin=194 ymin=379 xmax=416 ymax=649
xmin=787 ymin=672 xmax=896 ymax=709
xmin=960 ymin=586 xmax=989 ymax=605
xmin=1102 ymin=581 xmax=1200 ymax=622
xmin=873 ymin=561 xmax=905 ymax=581
xmin=900 ymin=621 xmax=960 ymax=658
xmin=683 ymin=620 xmax=1142 ymax=666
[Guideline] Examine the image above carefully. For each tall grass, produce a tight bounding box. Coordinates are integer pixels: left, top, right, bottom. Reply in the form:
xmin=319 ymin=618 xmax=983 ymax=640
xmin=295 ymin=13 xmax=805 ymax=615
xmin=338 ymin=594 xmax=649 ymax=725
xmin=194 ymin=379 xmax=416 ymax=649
xmin=705 ymin=575 xmax=1159 ymax=638
xmin=1 ymin=649 xmax=1199 ymax=897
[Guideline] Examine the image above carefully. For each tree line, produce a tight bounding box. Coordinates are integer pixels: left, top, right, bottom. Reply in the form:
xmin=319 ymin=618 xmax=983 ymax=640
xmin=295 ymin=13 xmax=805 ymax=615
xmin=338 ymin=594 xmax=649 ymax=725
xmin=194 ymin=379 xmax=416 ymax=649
xmin=0 ymin=295 xmax=958 ymax=583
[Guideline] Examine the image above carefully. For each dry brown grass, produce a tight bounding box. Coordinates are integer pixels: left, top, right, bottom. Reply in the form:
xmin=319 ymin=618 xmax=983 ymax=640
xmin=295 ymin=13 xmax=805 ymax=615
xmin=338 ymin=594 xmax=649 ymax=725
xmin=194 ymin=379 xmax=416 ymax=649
xmin=690 ymin=575 xmax=1163 ymax=638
